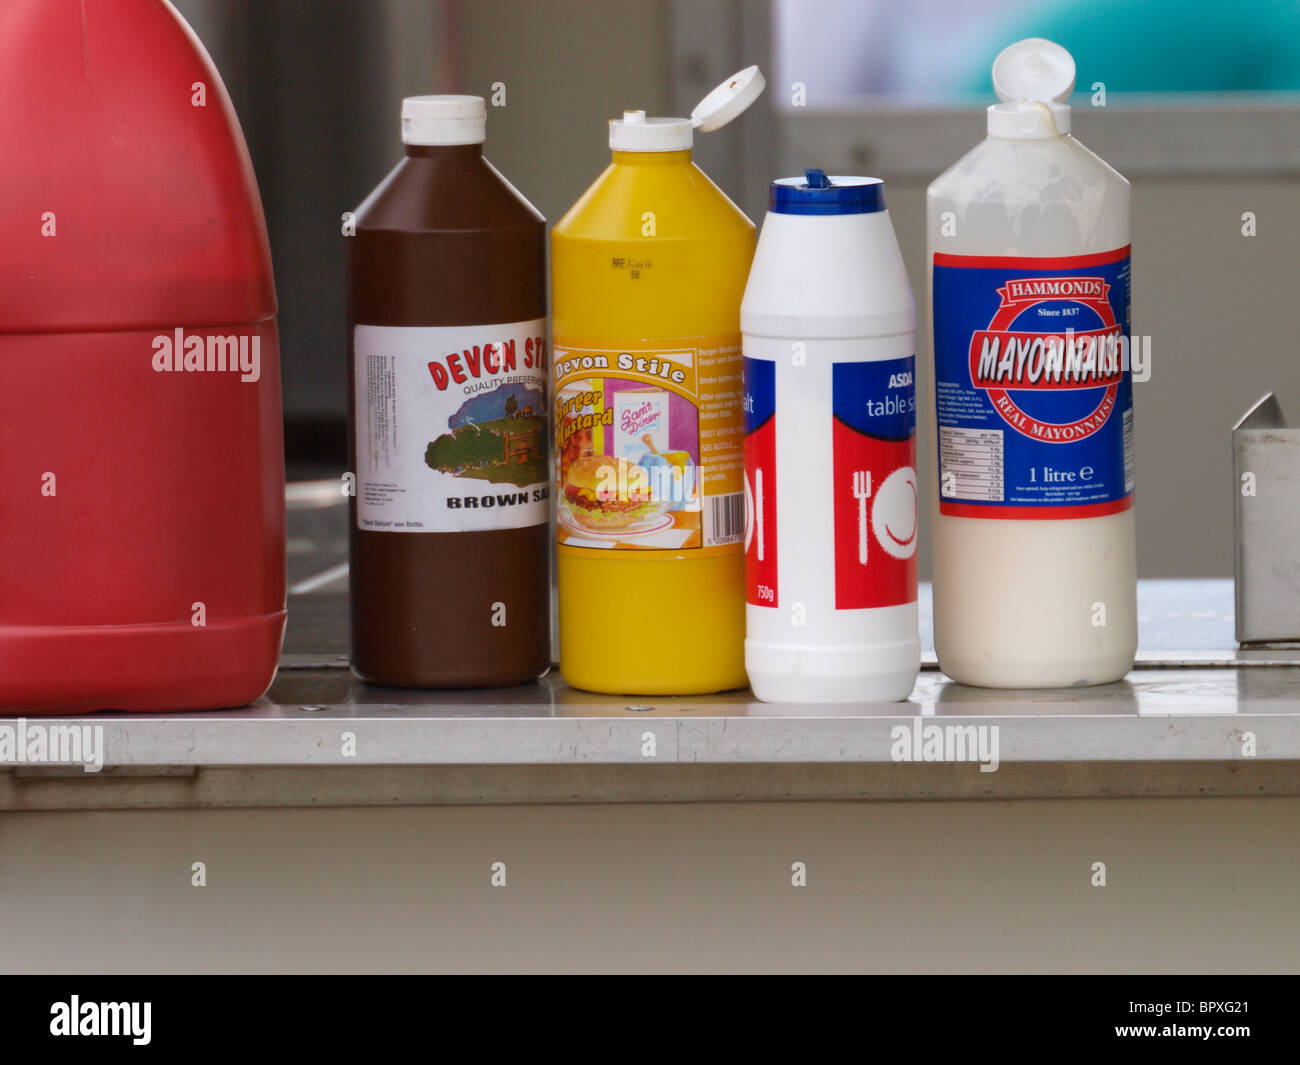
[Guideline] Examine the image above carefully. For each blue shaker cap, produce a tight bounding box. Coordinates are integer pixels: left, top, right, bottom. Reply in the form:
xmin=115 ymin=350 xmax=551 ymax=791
xmin=769 ymin=169 xmax=885 ymax=215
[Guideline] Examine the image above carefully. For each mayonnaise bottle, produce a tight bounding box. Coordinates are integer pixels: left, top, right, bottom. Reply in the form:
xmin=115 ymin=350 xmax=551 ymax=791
xmin=742 ymin=171 xmax=919 ymax=703
xmin=927 ymin=38 xmax=1137 ymax=688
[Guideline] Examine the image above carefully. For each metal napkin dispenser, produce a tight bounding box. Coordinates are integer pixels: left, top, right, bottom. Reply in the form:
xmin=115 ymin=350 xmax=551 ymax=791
xmin=1234 ymin=393 xmax=1300 ymax=644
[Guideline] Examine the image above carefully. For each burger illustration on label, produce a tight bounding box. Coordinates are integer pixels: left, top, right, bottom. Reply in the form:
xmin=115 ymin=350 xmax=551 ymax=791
xmin=560 ymin=454 xmax=675 ymax=535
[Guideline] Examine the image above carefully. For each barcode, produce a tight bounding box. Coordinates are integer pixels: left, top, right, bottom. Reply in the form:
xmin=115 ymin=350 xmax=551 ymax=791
xmin=1122 ymin=408 xmax=1135 ymax=493
xmin=705 ymin=491 xmax=745 ymax=547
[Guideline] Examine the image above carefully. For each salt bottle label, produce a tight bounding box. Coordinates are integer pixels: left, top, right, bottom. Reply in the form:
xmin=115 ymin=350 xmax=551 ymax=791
xmin=743 ymin=356 xmax=778 ymax=607
xmin=831 ymin=356 xmax=918 ymax=609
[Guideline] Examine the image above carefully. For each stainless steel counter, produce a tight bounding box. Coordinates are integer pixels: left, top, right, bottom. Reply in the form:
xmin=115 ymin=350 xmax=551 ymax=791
xmin=3 ymin=486 xmax=1298 ymax=808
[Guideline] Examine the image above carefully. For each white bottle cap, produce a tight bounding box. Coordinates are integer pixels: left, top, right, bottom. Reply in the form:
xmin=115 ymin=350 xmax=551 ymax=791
xmin=609 ymin=111 xmax=695 ymax=151
xmin=402 ymin=95 xmax=487 ymax=146
xmin=609 ymin=65 xmax=765 ymax=151
xmin=987 ymin=38 xmax=1074 ymax=139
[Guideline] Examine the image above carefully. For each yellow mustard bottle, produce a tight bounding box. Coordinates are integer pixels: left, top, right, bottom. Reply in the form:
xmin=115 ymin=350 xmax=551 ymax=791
xmin=552 ymin=66 xmax=765 ymax=694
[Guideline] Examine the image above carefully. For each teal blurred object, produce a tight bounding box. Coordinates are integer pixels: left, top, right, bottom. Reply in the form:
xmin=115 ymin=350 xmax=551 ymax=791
xmin=958 ymin=0 xmax=1300 ymax=94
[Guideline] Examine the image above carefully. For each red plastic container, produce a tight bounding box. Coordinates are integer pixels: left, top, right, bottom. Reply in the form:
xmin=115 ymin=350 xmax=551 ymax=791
xmin=0 ymin=0 xmax=286 ymax=713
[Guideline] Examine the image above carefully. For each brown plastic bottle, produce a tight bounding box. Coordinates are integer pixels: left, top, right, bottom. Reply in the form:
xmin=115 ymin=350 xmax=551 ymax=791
xmin=347 ymin=95 xmax=549 ymax=688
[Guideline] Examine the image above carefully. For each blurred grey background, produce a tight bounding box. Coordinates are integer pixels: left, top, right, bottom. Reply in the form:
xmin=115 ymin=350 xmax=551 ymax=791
xmin=173 ymin=0 xmax=1300 ymax=579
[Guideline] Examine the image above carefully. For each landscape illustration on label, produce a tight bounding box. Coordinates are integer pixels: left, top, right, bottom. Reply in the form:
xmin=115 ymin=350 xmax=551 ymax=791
xmin=423 ymin=379 xmax=546 ymax=489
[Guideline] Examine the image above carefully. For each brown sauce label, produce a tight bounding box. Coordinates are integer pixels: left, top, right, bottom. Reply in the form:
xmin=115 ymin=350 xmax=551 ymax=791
xmin=354 ymin=319 xmax=549 ymax=532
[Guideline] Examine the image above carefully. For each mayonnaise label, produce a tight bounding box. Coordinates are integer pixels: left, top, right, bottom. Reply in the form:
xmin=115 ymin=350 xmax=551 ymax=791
xmin=932 ymin=248 xmax=1134 ymax=518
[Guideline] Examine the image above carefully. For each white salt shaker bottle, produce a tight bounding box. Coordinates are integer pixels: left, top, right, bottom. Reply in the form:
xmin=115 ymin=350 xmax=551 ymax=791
xmin=742 ymin=170 xmax=919 ymax=703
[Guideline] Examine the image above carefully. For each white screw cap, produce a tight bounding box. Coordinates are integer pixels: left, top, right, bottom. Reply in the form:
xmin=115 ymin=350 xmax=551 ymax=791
xmin=402 ymin=95 xmax=486 ymax=146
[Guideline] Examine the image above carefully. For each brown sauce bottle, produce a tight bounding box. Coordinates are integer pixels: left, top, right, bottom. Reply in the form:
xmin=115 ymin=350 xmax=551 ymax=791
xmin=347 ymin=96 xmax=549 ymax=687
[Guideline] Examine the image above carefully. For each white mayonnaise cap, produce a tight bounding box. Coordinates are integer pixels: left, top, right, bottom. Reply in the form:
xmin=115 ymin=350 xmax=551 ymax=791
xmin=987 ymin=38 xmax=1075 ymax=139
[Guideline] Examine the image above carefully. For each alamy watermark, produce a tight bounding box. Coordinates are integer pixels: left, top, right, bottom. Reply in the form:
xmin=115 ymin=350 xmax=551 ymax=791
xmin=151 ymin=327 xmax=261 ymax=382
xmin=0 ymin=719 xmax=104 ymax=773
xmin=50 ymin=996 xmax=150 ymax=1045
xmin=891 ymin=719 xmax=1000 ymax=772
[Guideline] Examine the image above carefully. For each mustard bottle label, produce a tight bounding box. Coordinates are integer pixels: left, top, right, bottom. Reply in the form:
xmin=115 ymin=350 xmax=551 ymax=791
xmin=554 ymin=335 xmax=744 ymax=555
